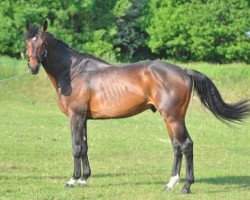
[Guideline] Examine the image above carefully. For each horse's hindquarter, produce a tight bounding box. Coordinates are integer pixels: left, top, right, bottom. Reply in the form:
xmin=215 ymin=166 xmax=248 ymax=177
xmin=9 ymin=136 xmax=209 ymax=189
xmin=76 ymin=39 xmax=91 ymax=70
xmin=88 ymin=65 xmax=153 ymax=119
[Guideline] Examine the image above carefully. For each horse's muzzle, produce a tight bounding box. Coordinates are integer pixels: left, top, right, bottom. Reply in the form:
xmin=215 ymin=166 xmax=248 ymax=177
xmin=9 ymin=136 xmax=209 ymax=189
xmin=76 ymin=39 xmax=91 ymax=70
xmin=28 ymin=63 xmax=40 ymax=75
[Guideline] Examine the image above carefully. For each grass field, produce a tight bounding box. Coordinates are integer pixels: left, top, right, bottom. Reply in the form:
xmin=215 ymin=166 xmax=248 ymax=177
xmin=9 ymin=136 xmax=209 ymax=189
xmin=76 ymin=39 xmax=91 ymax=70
xmin=0 ymin=56 xmax=249 ymax=200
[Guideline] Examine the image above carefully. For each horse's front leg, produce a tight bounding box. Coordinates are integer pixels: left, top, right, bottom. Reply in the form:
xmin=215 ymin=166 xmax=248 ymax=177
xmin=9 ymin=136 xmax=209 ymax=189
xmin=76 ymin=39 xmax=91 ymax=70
xmin=66 ymin=113 xmax=90 ymax=188
xmin=79 ymin=120 xmax=91 ymax=186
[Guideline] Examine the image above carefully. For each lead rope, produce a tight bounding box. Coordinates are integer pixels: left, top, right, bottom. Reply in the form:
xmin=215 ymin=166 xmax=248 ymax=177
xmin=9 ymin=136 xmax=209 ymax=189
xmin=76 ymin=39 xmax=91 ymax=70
xmin=0 ymin=70 xmax=29 ymax=83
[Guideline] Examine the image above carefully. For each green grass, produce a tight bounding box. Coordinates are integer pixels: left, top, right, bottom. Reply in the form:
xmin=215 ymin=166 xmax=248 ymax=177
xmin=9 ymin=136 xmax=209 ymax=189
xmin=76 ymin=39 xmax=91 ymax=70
xmin=0 ymin=56 xmax=249 ymax=199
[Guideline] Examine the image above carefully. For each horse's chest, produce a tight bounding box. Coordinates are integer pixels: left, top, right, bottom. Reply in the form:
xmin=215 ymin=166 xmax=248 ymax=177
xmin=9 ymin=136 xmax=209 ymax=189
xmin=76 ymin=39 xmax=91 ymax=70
xmin=57 ymin=96 xmax=69 ymax=116
xmin=57 ymin=85 xmax=91 ymax=116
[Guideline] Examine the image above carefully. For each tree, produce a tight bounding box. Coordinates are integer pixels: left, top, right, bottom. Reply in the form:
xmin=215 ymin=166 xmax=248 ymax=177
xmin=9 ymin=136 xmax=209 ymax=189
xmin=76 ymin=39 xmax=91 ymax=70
xmin=113 ymin=0 xmax=152 ymax=61
xmin=0 ymin=0 xmax=118 ymax=60
xmin=146 ymin=0 xmax=250 ymax=63
xmin=0 ymin=0 xmax=249 ymax=63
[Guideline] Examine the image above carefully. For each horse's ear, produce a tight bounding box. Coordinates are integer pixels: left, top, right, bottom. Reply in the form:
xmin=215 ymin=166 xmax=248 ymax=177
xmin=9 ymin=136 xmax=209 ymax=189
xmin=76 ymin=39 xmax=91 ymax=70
xmin=26 ymin=20 xmax=30 ymax=31
xmin=42 ymin=20 xmax=48 ymax=32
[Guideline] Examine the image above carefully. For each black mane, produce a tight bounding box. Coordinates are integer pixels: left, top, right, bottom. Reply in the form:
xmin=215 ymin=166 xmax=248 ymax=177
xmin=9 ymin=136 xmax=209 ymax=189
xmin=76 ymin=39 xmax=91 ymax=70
xmin=48 ymin=32 xmax=109 ymax=65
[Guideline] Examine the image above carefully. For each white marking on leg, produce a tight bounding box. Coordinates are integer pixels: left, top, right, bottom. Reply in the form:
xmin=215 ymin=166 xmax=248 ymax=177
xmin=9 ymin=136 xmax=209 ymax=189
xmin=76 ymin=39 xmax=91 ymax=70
xmin=166 ymin=174 xmax=180 ymax=189
xmin=77 ymin=179 xmax=87 ymax=186
xmin=67 ymin=178 xmax=78 ymax=186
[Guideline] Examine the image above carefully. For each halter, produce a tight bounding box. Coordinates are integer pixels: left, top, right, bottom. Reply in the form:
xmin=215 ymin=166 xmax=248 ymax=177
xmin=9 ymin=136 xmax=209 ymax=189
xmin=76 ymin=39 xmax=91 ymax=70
xmin=28 ymin=41 xmax=48 ymax=66
xmin=40 ymin=41 xmax=48 ymax=64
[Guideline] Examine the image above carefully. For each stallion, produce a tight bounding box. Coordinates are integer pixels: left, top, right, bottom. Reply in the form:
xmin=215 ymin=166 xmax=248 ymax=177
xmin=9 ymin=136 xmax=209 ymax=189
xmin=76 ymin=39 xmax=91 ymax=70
xmin=25 ymin=20 xmax=250 ymax=194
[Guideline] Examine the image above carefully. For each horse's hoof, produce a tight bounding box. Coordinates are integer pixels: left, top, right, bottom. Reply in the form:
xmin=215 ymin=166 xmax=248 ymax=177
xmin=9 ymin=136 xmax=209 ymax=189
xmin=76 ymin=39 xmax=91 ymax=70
xmin=65 ymin=183 xmax=74 ymax=189
xmin=181 ymin=188 xmax=190 ymax=194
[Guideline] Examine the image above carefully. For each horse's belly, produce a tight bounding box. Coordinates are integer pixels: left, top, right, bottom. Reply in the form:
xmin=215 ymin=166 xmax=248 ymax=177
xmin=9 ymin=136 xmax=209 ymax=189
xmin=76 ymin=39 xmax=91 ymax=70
xmin=89 ymin=94 xmax=149 ymax=119
xmin=88 ymin=70 xmax=152 ymax=119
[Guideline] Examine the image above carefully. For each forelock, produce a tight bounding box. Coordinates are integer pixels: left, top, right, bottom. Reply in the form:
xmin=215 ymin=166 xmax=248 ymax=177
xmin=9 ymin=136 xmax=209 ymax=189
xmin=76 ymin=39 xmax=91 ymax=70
xmin=25 ymin=25 xmax=39 ymax=40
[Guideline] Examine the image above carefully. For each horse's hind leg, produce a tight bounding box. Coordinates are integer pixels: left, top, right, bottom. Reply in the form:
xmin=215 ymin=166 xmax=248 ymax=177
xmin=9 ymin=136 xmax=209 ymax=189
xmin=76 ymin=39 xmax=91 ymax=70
xmin=165 ymin=127 xmax=183 ymax=190
xmin=164 ymin=117 xmax=194 ymax=194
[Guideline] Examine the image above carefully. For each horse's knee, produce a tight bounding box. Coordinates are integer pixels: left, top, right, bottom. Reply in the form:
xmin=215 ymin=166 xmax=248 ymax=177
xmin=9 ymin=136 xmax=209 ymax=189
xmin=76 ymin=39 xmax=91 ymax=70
xmin=73 ymin=145 xmax=81 ymax=158
xmin=181 ymin=138 xmax=193 ymax=155
xmin=172 ymin=140 xmax=183 ymax=157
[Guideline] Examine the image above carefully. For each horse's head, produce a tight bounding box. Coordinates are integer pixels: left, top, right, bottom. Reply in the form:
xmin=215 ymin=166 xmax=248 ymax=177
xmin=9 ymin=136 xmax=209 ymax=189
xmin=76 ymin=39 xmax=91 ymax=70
xmin=25 ymin=20 xmax=48 ymax=74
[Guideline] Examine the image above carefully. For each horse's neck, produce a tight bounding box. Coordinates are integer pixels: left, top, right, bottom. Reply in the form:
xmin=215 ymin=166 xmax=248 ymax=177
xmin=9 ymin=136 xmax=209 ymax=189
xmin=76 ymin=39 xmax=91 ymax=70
xmin=42 ymin=36 xmax=110 ymax=95
xmin=42 ymin=37 xmax=73 ymax=93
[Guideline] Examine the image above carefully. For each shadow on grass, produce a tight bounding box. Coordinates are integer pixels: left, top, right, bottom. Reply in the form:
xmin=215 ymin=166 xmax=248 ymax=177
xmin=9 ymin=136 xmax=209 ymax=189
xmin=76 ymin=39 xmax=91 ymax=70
xmin=196 ymin=176 xmax=250 ymax=188
xmin=2 ymin=173 xmax=249 ymax=191
xmin=0 ymin=173 xmax=165 ymax=189
xmin=92 ymin=172 xmax=165 ymax=187
xmin=91 ymin=174 xmax=250 ymax=190
xmin=92 ymin=173 xmax=127 ymax=178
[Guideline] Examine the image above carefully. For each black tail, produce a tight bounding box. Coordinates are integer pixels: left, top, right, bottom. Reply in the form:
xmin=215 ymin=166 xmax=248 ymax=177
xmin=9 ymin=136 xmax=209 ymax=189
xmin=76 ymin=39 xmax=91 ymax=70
xmin=185 ymin=69 xmax=250 ymax=123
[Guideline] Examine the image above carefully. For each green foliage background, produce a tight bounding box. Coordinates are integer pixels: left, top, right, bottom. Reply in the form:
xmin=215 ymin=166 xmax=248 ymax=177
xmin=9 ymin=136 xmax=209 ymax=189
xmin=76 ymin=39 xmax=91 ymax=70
xmin=0 ymin=0 xmax=249 ymax=63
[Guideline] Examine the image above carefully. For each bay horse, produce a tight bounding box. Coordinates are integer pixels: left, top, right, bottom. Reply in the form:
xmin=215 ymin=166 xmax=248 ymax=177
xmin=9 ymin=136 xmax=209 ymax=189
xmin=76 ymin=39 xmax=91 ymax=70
xmin=25 ymin=20 xmax=250 ymax=194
